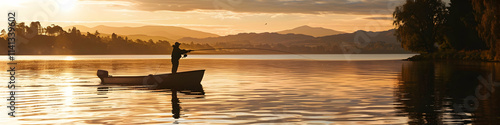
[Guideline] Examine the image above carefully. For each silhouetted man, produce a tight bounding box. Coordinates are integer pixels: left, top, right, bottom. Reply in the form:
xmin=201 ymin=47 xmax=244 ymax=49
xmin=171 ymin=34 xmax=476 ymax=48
xmin=171 ymin=42 xmax=191 ymax=74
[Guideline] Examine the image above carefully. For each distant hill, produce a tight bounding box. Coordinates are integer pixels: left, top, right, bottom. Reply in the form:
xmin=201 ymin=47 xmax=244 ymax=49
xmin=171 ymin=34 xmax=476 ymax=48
xmin=277 ymin=25 xmax=345 ymax=37
xmin=178 ymin=32 xmax=315 ymax=44
xmin=66 ymin=25 xmax=219 ymax=40
xmin=286 ymin=29 xmax=399 ymax=47
xmin=179 ymin=29 xmax=397 ymax=45
xmin=178 ymin=29 xmax=410 ymax=54
xmin=315 ymin=29 xmax=398 ymax=44
xmin=300 ymin=29 xmax=409 ymax=53
xmin=95 ymin=33 xmax=174 ymax=42
xmin=125 ymin=34 xmax=173 ymax=42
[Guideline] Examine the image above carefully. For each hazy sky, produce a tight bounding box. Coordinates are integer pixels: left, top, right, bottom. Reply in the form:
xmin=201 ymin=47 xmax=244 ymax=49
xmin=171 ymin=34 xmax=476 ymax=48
xmin=0 ymin=0 xmax=410 ymax=35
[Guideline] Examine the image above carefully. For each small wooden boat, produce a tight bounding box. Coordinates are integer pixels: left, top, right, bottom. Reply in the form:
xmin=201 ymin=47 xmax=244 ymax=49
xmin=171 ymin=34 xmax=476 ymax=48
xmin=97 ymin=70 xmax=205 ymax=94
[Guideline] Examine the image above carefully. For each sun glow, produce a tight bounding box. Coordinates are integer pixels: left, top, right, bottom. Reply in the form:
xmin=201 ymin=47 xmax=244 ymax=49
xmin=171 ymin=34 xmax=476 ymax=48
xmin=64 ymin=56 xmax=75 ymax=60
xmin=0 ymin=0 xmax=26 ymax=7
xmin=58 ymin=0 xmax=79 ymax=13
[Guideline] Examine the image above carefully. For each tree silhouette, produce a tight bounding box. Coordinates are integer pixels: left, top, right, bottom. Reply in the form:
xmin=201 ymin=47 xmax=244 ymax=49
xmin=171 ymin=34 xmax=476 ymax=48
xmin=471 ymin=0 xmax=500 ymax=59
xmin=94 ymin=30 xmax=100 ymax=36
xmin=444 ymin=0 xmax=485 ymax=51
xmin=45 ymin=24 xmax=65 ymax=36
xmin=15 ymin=22 xmax=28 ymax=36
xmin=393 ymin=0 xmax=446 ymax=53
xmin=0 ymin=29 xmax=5 ymax=36
xmin=29 ymin=22 xmax=42 ymax=35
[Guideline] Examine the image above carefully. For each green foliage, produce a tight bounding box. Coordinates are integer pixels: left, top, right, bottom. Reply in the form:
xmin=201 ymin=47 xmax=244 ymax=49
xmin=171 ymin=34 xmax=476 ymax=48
xmin=393 ymin=0 xmax=447 ymax=54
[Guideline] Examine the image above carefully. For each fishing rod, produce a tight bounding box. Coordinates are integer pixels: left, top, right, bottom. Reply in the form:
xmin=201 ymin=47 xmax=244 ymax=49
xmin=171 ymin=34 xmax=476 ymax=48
xmin=192 ymin=47 xmax=307 ymax=56
xmin=153 ymin=47 xmax=312 ymax=74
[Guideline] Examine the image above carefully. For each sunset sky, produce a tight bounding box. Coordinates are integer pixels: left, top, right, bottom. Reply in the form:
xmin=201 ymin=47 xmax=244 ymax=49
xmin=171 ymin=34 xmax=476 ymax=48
xmin=0 ymin=0 xmax=448 ymax=36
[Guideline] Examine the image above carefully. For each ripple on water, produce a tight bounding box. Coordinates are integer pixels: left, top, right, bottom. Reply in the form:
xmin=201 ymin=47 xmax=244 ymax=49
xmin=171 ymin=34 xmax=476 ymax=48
xmin=2 ymin=59 xmax=483 ymax=124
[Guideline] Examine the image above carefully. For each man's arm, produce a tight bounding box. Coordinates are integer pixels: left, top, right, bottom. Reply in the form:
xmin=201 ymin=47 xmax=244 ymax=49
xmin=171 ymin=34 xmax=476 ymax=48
xmin=180 ymin=49 xmax=192 ymax=54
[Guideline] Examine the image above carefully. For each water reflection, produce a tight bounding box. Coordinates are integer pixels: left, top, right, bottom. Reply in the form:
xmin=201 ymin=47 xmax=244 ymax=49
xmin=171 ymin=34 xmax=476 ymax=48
xmin=95 ymin=86 xmax=196 ymax=120
xmin=1 ymin=58 xmax=499 ymax=124
xmin=171 ymin=89 xmax=181 ymax=119
xmin=397 ymin=61 xmax=500 ymax=124
xmin=97 ymin=87 xmax=109 ymax=95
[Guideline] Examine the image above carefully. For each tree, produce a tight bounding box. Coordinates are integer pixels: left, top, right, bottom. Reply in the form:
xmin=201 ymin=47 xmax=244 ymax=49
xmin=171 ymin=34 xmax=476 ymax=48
xmin=70 ymin=27 xmax=80 ymax=36
xmin=53 ymin=25 xmax=64 ymax=36
xmin=46 ymin=24 xmax=65 ymax=36
xmin=393 ymin=0 xmax=447 ymax=53
xmin=94 ymin=30 xmax=100 ymax=36
xmin=29 ymin=22 xmax=42 ymax=35
xmin=443 ymin=0 xmax=485 ymax=50
xmin=471 ymin=0 xmax=500 ymax=59
xmin=111 ymin=33 xmax=117 ymax=41
xmin=16 ymin=22 xmax=28 ymax=36
xmin=1 ymin=29 xmax=5 ymax=36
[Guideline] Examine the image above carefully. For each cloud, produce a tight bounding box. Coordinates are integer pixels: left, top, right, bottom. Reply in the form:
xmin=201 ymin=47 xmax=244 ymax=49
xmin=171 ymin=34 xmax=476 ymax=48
xmin=364 ymin=16 xmax=393 ymax=20
xmin=88 ymin=0 xmax=404 ymax=15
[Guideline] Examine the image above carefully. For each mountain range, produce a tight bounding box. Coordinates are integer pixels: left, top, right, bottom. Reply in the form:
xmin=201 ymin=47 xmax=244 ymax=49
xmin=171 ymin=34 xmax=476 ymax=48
xmin=315 ymin=29 xmax=398 ymax=44
xmin=63 ymin=25 xmax=407 ymax=53
xmin=179 ymin=29 xmax=398 ymax=45
xmin=66 ymin=24 xmax=399 ymax=46
xmin=67 ymin=25 xmax=348 ymax=41
xmin=178 ymin=32 xmax=315 ymax=44
xmin=178 ymin=29 xmax=408 ymax=53
xmin=277 ymin=25 xmax=345 ymax=37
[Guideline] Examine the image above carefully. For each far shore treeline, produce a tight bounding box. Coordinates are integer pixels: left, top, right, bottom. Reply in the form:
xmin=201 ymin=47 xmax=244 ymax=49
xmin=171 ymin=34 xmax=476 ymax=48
xmin=0 ymin=22 xmax=213 ymax=55
xmin=0 ymin=22 xmax=409 ymax=55
xmin=394 ymin=0 xmax=499 ymax=61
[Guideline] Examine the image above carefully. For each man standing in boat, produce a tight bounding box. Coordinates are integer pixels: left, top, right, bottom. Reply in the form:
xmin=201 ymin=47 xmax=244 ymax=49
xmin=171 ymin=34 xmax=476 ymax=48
xmin=171 ymin=42 xmax=192 ymax=74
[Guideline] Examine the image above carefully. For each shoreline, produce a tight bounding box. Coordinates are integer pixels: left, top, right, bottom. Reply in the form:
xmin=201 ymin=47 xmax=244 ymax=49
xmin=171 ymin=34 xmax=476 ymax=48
xmin=404 ymin=51 xmax=499 ymax=62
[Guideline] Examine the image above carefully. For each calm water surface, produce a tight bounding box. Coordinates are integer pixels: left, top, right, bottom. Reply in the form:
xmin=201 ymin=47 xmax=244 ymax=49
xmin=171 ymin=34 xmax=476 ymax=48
xmin=5 ymin=54 xmax=417 ymax=61
xmin=0 ymin=54 xmax=499 ymax=124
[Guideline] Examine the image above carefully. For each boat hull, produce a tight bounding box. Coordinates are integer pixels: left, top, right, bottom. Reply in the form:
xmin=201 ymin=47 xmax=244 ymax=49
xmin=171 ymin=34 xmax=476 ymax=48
xmin=98 ymin=70 xmax=205 ymax=93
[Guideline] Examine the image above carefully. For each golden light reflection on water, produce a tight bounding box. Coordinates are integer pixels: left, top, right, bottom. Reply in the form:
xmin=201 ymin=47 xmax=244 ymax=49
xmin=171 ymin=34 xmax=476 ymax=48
xmin=0 ymin=57 xmax=498 ymax=124
xmin=63 ymin=56 xmax=75 ymax=61
xmin=63 ymin=86 xmax=73 ymax=107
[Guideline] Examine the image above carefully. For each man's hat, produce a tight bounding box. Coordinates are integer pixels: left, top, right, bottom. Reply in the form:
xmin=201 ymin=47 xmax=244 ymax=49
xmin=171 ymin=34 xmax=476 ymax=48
xmin=175 ymin=42 xmax=181 ymax=45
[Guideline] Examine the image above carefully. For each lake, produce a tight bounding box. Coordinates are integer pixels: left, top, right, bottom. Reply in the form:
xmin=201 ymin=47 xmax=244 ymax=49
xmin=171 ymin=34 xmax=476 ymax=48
xmin=1 ymin=54 xmax=499 ymax=124
xmin=3 ymin=54 xmax=417 ymax=61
